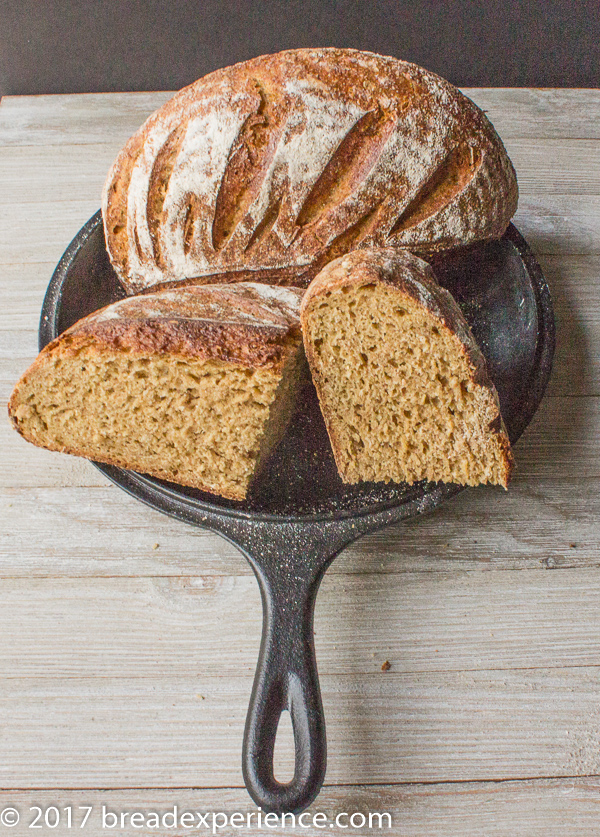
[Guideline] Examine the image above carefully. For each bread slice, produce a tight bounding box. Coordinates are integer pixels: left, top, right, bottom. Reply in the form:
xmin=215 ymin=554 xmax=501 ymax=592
xmin=103 ymin=48 xmax=517 ymax=294
xmin=300 ymin=248 xmax=513 ymax=488
xmin=8 ymin=283 xmax=306 ymax=500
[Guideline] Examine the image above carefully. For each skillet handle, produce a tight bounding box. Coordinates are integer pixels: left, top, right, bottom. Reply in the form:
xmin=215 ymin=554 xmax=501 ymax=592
xmin=242 ymin=566 xmax=326 ymax=814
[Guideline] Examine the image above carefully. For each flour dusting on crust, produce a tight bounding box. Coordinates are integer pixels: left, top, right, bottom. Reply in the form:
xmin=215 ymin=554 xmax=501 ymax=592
xmin=102 ymin=48 xmax=518 ymax=295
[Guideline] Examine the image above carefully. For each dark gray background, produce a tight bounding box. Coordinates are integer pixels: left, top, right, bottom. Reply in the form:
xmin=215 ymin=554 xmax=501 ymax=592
xmin=1 ymin=0 xmax=598 ymax=97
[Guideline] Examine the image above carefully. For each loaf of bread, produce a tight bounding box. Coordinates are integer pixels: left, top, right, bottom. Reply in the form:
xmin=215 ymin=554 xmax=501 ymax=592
xmin=300 ymin=248 xmax=513 ymax=488
xmin=103 ymin=48 xmax=517 ymax=295
xmin=8 ymin=283 xmax=306 ymax=499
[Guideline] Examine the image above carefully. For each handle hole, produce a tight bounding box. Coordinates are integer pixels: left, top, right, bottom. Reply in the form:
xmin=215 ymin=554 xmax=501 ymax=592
xmin=273 ymin=709 xmax=295 ymax=784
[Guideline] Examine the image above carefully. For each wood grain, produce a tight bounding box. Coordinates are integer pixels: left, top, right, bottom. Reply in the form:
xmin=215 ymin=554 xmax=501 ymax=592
xmin=506 ymin=139 xmax=600 ymax=195
xmin=467 ymin=88 xmax=600 ymax=139
xmin=0 ymin=668 xmax=599 ymax=786
xmin=0 ymin=92 xmax=174 ymax=147
xmin=2 ymin=477 xmax=600 ymax=577
xmin=0 ymin=264 xmax=53 ymax=330
xmin=2 ymin=569 xmax=600 ymax=678
xmin=0 ymin=199 xmax=102 ymax=265
xmin=2 ymin=90 xmax=600 ymax=834
xmin=0 ymin=781 xmax=599 ymax=837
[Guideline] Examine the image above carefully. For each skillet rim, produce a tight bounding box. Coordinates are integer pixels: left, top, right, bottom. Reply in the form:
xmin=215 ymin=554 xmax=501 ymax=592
xmin=39 ymin=212 xmax=555 ymax=527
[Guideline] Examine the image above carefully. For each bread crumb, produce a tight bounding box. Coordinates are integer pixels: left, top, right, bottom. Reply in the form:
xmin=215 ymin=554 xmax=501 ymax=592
xmin=301 ymin=250 xmax=513 ymax=488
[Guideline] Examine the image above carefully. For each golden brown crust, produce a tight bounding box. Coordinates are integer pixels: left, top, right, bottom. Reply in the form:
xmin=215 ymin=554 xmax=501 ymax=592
xmin=36 ymin=282 xmax=305 ymax=370
xmin=8 ymin=282 xmax=307 ymax=499
xmin=301 ymin=247 xmax=514 ymax=486
xmin=302 ymin=247 xmax=491 ymax=386
xmin=103 ymin=48 xmax=518 ymax=294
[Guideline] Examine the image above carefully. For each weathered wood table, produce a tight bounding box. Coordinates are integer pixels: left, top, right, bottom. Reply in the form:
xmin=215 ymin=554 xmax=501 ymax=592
xmin=1 ymin=89 xmax=600 ymax=836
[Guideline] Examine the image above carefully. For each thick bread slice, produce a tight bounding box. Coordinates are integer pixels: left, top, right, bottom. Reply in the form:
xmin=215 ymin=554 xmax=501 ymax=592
xmin=103 ymin=48 xmax=517 ymax=294
xmin=8 ymin=283 xmax=306 ymax=500
xmin=300 ymin=248 xmax=513 ymax=488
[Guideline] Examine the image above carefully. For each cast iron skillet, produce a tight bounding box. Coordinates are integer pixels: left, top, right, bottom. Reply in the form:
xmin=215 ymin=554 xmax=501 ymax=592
xmin=40 ymin=212 xmax=554 ymax=814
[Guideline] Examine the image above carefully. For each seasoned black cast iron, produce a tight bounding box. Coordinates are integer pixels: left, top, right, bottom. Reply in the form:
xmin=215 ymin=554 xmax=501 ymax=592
xmin=40 ymin=212 xmax=555 ymax=814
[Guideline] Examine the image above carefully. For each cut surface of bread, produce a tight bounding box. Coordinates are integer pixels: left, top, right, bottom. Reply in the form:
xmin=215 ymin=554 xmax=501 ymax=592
xmin=9 ymin=283 xmax=306 ymax=500
xmin=301 ymin=248 xmax=513 ymax=488
xmin=103 ymin=48 xmax=517 ymax=294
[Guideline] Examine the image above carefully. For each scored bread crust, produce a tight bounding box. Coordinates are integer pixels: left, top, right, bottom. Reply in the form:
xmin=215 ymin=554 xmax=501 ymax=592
xmin=300 ymin=247 xmax=514 ymax=487
xmin=8 ymin=283 xmax=305 ymax=498
xmin=23 ymin=282 xmax=305 ymax=370
xmin=103 ymin=48 xmax=518 ymax=294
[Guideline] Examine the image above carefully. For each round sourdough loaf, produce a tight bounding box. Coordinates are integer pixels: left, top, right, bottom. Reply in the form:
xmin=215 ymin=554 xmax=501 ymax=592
xmin=102 ymin=48 xmax=518 ymax=294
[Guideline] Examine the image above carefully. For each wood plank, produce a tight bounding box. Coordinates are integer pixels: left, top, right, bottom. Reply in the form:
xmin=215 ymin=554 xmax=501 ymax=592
xmin=0 ymin=144 xmax=115 ymax=205
xmin=0 ymin=667 xmax=598 ymax=786
xmin=1 ymin=89 xmax=600 ymax=821
xmin=2 ymin=138 xmax=600 ymax=208
xmin=0 ymin=92 xmax=173 ymax=148
xmin=505 ymin=138 xmax=600 ymax=195
xmin=0 ymin=779 xmax=599 ymax=837
xmin=466 ymin=88 xmax=600 ymax=140
xmin=0 ymin=200 xmax=100 ymax=265
xmin=2 ymin=429 xmax=96 ymax=488
xmin=2 ymin=90 xmax=600 ymax=148
xmin=4 ymin=567 xmax=600 ymax=678
xmin=539 ymin=255 xmax=600 ymax=397
xmin=3 ymin=475 xmax=600 ymax=577
xmin=510 ymin=396 xmax=600 ymax=478
xmin=0 ymin=330 xmax=38 ymax=368
xmin=0 ymin=264 xmax=54 ymax=331
xmin=512 ymin=195 xmax=600 ymax=255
